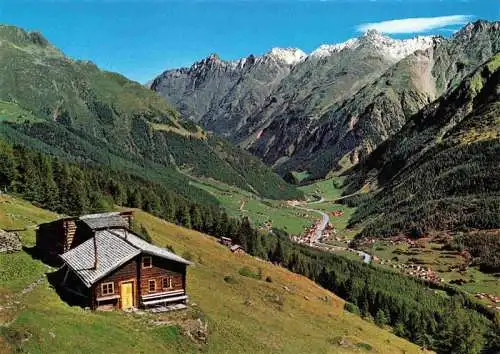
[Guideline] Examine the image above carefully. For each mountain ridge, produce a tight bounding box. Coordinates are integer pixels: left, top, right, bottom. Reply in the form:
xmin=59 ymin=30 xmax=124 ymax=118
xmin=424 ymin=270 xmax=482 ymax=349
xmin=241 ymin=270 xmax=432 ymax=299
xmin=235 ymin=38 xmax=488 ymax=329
xmin=151 ymin=20 xmax=500 ymax=181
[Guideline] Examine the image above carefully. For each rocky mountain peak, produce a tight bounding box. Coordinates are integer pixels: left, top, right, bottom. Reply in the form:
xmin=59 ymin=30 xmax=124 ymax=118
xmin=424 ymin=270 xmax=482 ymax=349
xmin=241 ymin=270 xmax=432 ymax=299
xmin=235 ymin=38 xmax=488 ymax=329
xmin=360 ymin=31 xmax=436 ymax=61
xmin=310 ymin=38 xmax=359 ymax=57
xmin=0 ymin=25 xmax=51 ymax=47
xmin=206 ymin=53 xmax=220 ymax=62
xmin=310 ymin=31 xmax=435 ymax=60
xmin=455 ymin=20 xmax=500 ymax=39
xmin=265 ymin=47 xmax=307 ymax=65
xmin=362 ymin=29 xmax=386 ymax=40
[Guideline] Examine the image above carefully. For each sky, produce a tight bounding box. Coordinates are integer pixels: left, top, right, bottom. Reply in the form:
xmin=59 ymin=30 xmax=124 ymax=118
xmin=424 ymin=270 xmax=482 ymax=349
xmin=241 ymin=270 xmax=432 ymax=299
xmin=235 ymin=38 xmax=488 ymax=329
xmin=0 ymin=0 xmax=498 ymax=83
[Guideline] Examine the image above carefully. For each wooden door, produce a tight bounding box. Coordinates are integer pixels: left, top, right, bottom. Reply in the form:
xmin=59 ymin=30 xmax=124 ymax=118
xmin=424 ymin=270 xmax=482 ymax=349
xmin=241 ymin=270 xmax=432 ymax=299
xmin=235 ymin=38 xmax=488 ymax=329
xmin=121 ymin=282 xmax=134 ymax=309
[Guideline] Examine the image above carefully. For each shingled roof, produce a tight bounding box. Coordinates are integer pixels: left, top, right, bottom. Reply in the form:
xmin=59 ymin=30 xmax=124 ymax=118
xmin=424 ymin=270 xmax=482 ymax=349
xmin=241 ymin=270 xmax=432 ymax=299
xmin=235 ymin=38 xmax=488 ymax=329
xmin=79 ymin=212 xmax=128 ymax=230
xmin=111 ymin=229 xmax=192 ymax=265
xmin=60 ymin=229 xmax=191 ymax=287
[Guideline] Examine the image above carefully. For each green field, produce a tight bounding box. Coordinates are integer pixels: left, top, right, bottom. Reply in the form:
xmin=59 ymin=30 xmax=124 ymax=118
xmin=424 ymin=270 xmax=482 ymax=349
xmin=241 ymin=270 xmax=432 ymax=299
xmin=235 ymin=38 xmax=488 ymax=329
xmin=0 ymin=195 xmax=424 ymax=353
xmin=298 ymin=177 xmax=346 ymax=201
xmin=298 ymin=178 xmax=359 ymax=238
xmin=359 ymin=240 xmax=500 ymax=298
xmin=0 ymin=101 xmax=42 ymax=123
xmin=191 ymin=179 xmax=315 ymax=235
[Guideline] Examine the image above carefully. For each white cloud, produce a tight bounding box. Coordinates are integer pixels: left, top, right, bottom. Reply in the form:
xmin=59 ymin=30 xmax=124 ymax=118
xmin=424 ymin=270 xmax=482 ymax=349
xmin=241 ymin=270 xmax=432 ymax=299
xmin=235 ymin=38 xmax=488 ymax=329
xmin=357 ymin=15 xmax=474 ymax=34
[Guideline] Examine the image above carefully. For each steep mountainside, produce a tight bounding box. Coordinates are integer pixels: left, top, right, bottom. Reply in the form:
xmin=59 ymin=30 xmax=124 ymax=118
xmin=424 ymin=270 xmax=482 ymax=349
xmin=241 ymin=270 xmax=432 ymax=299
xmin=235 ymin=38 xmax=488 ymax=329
xmin=0 ymin=25 xmax=302 ymax=202
xmin=152 ymin=21 xmax=500 ymax=180
xmin=344 ymin=53 xmax=500 ymax=238
xmin=150 ymin=48 xmax=305 ymax=137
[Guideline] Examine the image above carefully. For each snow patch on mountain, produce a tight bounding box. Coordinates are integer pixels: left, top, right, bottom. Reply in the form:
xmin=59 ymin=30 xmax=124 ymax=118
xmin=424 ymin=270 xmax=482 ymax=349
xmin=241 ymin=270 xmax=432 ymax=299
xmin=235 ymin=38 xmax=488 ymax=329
xmin=310 ymin=30 xmax=436 ymax=60
xmin=187 ymin=31 xmax=437 ymax=71
xmin=310 ymin=38 xmax=359 ymax=57
xmin=361 ymin=30 xmax=436 ymax=60
xmin=265 ymin=47 xmax=307 ymax=65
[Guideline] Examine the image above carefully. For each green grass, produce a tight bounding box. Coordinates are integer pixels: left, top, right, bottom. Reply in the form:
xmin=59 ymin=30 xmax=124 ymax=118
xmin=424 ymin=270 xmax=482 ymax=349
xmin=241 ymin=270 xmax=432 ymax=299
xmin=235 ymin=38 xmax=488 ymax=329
xmin=299 ymin=178 xmax=345 ymax=201
xmin=191 ymin=179 xmax=314 ymax=235
xmin=359 ymin=239 xmax=500 ymax=297
xmin=290 ymin=171 xmax=312 ymax=183
xmin=298 ymin=178 xmax=359 ymax=237
xmin=0 ymin=101 xmax=42 ymax=124
xmin=0 ymin=195 xmax=425 ymax=353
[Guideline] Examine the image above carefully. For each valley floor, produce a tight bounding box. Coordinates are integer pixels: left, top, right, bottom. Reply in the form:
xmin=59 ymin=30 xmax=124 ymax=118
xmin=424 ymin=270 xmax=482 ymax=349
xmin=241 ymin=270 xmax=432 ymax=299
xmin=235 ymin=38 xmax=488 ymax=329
xmin=298 ymin=179 xmax=500 ymax=304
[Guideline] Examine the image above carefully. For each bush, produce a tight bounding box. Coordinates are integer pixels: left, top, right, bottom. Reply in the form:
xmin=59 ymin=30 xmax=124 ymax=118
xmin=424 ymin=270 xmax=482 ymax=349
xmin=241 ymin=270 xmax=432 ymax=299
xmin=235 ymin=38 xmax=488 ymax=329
xmin=238 ymin=266 xmax=260 ymax=279
xmin=356 ymin=342 xmax=373 ymax=351
xmin=344 ymin=302 xmax=360 ymax=315
xmin=130 ymin=220 xmax=152 ymax=243
xmin=165 ymin=244 xmax=176 ymax=253
xmin=265 ymin=276 xmax=273 ymax=283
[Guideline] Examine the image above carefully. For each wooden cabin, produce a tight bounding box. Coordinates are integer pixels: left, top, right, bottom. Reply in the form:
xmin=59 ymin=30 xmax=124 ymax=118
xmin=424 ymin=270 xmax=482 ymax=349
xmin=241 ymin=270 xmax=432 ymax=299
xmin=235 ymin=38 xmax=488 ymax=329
xmin=39 ymin=212 xmax=191 ymax=311
xmin=219 ymin=236 xmax=232 ymax=247
xmin=230 ymin=244 xmax=245 ymax=255
xmin=59 ymin=228 xmax=191 ymax=311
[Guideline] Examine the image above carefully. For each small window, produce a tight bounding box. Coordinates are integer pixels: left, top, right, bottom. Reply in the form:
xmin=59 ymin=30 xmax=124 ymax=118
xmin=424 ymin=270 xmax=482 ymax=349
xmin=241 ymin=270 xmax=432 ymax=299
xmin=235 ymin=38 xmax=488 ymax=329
xmin=142 ymin=256 xmax=152 ymax=269
xmin=148 ymin=279 xmax=156 ymax=292
xmin=162 ymin=277 xmax=172 ymax=289
xmin=101 ymin=282 xmax=114 ymax=295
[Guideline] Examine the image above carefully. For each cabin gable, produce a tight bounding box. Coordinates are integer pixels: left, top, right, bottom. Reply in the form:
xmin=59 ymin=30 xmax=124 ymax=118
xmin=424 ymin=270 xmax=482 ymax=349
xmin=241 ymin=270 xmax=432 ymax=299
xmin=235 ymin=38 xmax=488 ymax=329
xmin=93 ymin=256 xmax=140 ymax=310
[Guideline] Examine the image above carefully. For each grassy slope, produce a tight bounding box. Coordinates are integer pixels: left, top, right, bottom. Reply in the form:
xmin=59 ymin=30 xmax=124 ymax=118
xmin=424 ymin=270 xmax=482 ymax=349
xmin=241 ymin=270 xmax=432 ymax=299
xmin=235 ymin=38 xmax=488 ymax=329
xmin=191 ymin=179 xmax=314 ymax=235
xmin=0 ymin=195 xmax=423 ymax=353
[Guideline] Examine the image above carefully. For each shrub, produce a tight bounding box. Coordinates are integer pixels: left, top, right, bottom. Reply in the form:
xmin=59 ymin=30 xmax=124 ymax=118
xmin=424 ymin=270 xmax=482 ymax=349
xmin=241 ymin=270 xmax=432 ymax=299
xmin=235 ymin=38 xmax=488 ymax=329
xmin=344 ymin=302 xmax=360 ymax=315
xmin=130 ymin=220 xmax=152 ymax=243
xmin=238 ymin=266 xmax=260 ymax=279
xmin=356 ymin=342 xmax=373 ymax=351
xmin=165 ymin=244 xmax=176 ymax=253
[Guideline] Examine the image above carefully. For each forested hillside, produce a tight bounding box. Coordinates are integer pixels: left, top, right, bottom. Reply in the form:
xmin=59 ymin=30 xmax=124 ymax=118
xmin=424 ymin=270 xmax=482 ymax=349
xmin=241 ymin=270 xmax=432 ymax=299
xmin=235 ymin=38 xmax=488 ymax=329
xmin=344 ymin=53 xmax=500 ymax=244
xmin=0 ymin=25 xmax=302 ymax=203
xmin=1 ymin=140 xmax=498 ymax=353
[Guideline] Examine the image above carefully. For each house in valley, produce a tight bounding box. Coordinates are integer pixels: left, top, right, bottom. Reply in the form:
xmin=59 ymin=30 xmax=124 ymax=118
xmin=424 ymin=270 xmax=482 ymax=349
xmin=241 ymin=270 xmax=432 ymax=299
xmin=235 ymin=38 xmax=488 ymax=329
xmin=37 ymin=212 xmax=192 ymax=311
xmin=230 ymin=244 xmax=245 ymax=255
xmin=219 ymin=236 xmax=232 ymax=247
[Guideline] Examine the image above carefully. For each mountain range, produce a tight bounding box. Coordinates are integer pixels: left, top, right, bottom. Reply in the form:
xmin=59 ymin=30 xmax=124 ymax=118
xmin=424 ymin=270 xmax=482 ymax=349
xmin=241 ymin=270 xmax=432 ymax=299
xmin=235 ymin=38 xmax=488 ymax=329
xmin=151 ymin=20 xmax=500 ymax=181
xmin=0 ymin=25 xmax=302 ymax=206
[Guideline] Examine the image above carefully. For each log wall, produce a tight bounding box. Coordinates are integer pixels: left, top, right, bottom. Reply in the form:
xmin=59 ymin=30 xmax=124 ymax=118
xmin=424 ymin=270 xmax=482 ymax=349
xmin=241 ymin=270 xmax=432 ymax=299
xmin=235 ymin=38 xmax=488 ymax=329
xmin=139 ymin=255 xmax=186 ymax=296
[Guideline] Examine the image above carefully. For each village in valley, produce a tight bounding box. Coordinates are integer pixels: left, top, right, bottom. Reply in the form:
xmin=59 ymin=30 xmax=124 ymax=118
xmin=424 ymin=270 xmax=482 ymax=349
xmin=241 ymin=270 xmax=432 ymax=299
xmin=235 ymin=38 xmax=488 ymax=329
xmin=285 ymin=191 xmax=500 ymax=313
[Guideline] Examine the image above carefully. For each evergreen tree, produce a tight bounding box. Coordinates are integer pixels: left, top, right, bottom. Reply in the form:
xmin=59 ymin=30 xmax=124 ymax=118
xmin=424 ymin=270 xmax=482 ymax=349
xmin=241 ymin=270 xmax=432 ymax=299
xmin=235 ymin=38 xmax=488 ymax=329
xmin=190 ymin=204 xmax=203 ymax=231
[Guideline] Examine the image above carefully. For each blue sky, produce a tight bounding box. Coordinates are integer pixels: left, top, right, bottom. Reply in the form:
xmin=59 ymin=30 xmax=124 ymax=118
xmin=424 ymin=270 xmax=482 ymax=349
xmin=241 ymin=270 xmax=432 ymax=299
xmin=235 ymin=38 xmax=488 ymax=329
xmin=0 ymin=0 xmax=498 ymax=83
